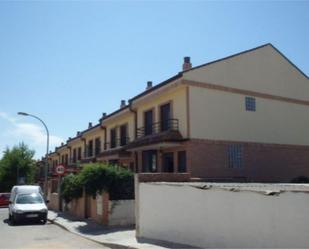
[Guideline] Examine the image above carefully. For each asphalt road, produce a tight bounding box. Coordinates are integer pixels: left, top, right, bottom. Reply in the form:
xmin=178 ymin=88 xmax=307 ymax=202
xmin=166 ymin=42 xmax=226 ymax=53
xmin=0 ymin=207 xmax=110 ymax=249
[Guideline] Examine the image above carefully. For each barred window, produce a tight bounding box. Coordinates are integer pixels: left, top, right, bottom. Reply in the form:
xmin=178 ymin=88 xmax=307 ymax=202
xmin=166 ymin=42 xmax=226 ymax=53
xmin=245 ymin=97 xmax=256 ymax=111
xmin=228 ymin=144 xmax=243 ymax=168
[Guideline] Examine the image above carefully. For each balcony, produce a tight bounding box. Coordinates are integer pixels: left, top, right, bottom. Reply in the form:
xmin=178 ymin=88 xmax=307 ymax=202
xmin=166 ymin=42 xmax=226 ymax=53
xmin=104 ymin=137 xmax=130 ymax=150
xmin=126 ymin=119 xmax=183 ymax=150
xmin=98 ymin=137 xmax=131 ymax=157
xmin=136 ymin=119 xmax=179 ymax=138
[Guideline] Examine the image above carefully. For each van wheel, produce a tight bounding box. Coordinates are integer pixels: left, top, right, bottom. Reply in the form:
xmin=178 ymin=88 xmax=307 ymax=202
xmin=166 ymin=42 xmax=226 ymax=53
xmin=10 ymin=216 xmax=16 ymax=225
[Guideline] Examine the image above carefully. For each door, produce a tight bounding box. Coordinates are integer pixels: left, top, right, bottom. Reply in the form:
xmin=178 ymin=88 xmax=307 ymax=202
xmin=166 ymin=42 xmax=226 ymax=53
xmin=142 ymin=150 xmax=157 ymax=172
xmin=110 ymin=128 xmax=116 ymax=148
xmin=162 ymin=152 xmax=174 ymax=172
xmin=120 ymin=124 xmax=127 ymax=146
xmin=160 ymin=103 xmax=171 ymax=132
xmin=144 ymin=110 xmax=153 ymax=135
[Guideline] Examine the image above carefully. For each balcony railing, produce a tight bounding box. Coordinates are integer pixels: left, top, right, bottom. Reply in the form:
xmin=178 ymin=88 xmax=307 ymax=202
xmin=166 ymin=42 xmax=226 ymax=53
xmin=136 ymin=119 xmax=179 ymax=139
xmin=104 ymin=137 xmax=130 ymax=149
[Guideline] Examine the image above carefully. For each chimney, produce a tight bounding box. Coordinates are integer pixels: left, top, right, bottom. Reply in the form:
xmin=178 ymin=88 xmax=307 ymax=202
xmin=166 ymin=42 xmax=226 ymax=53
xmin=88 ymin=122 xmax=92 ymax=128
xmin=182 ymin=56 xmax=192 ymax=71
xmin=77 ymin=131 xmax=80 ymax=136
xmin=120 ymin=100 xmax=126 ymax=108
xmin=68 ymin=137 xmax=71 ymax=140
xmin=61 ymin=142 xmax=64 ymax=146
xmin=102 ymin=112 xmax=107 ymax=118
xmin=146 ymin=81 xmax=152 ymax=90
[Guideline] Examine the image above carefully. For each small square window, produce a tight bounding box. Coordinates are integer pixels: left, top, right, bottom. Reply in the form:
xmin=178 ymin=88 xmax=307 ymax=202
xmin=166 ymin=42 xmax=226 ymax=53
xmin=245 ymin=97 xmax=256 ymax=111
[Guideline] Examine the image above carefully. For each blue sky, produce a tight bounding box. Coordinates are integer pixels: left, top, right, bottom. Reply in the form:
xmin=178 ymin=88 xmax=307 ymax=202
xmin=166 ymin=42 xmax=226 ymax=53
xmin=0 ymin=1 xmax=308 ymax=159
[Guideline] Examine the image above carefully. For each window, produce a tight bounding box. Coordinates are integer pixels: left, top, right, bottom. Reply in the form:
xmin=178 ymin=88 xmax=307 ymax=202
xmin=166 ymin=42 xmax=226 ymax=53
xmin=178 ymin=151 xmax=187 ymax=172
xmin=61 ymin=155 xmax=65 ymax=164
xmin=245 ymin=97 xmax=256 ymax=111
xmin=88 ymin=140 xmax=93 ymax=157
xmin=73 ymin=148 xmax=77 ymax=163
xmin=77 ymin=147 xmax=82 ymax=160
xmin=144 ymin=110 xmax=153 ymax=135
xmin=120 ymin=124 xmax=128 ymax=146
xmin=110 ymin=128 xmax=117 ymax=148
xmin=142 ymin=150 xmax=157 ymax=172
xmin=228 ymin=144 xmax=243 ymax=168
xmin=162 ymin=152 xmax=174 ymax=172
xmin=160 ymin=103 xmax=171 ymax=131
xmin=95 ymin=137 xmax=101 ymax=156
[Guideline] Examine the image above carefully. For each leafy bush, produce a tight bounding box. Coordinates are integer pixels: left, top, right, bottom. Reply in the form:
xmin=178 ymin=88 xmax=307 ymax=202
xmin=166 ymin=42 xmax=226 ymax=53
xmin=61 ymin=163 xmax=134 ymax=202
xmin=107 ymin=165 xmax=134 ymax=200
xmin=290 ymin=176 xmax=309 ymax=183
xmin=61 ymin=173 xmax=83 ymax=203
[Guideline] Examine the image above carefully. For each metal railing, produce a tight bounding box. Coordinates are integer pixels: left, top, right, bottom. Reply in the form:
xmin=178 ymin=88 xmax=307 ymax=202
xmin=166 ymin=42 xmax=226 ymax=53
xmin=105 ymin=137 xmax=130 ymax=149
xmin=136 ymin=119 xmax=179 ymax=138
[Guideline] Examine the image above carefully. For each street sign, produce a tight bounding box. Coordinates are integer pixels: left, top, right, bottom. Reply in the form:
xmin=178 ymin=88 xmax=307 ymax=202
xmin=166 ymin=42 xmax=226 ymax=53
xmin=55 ymin=165 xmax=66 ymax=176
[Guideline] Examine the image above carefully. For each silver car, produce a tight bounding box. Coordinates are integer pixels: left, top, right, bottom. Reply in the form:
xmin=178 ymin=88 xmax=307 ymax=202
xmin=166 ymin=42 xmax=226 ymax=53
xmin=9 ymin=193 xmax=48 ymax=224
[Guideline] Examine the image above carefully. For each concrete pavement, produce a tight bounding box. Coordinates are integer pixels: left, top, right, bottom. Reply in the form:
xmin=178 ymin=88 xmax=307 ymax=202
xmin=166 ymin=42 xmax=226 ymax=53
xmin=47 ymin=210 xmax=188 ymax=249
xmin=0 ymin=207 xmax=109 ymax=249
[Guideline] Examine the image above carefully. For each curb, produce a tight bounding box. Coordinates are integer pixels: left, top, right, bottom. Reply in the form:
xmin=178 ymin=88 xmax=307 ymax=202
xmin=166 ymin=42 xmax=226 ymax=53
xmin=47 ymin=217 xmax=137 ymax=249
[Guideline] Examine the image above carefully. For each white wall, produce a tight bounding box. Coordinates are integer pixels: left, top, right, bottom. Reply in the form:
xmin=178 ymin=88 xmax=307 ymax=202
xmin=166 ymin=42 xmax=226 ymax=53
xmin=189 ymin=86 xmax=309 ymax=145
xmin=136 ymin=182 xmax=309 ymax=248
xmin=109 ymin=200 xmax=135 ymax=226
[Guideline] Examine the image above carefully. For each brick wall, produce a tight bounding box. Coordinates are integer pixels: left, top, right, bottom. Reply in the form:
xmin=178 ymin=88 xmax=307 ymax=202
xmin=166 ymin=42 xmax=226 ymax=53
xmin=187 ymin=139 xmax=309 ymax=182
xmin=67 ymin=196 xmax=85 ymax=219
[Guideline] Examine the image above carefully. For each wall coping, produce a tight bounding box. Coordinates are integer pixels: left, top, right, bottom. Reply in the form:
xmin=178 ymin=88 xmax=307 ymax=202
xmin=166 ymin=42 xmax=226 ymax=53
xmin=141 ymin=182 xmax=309 ymax=195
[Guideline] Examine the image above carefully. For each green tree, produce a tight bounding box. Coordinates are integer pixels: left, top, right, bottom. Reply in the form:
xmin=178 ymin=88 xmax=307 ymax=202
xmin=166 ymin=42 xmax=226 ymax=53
xmin=0 ymin=143 xmax=37 ymax=192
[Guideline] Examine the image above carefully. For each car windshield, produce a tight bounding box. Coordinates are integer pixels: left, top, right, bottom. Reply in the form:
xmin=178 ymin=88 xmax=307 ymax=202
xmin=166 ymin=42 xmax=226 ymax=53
xmin=15 ymin=193 xmax=43 ymax=204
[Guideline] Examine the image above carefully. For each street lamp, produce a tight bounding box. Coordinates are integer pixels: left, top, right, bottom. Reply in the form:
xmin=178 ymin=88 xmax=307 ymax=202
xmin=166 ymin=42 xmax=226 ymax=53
xmin=17 ymin=112 xmax=49 ymax=197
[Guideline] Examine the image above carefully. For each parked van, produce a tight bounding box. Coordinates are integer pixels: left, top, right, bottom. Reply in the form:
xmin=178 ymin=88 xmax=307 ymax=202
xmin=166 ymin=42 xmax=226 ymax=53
xmin=9 ymin=185 xmax=47 ymax=224
xmin=9 ymin=185 xmax=43 ymax=203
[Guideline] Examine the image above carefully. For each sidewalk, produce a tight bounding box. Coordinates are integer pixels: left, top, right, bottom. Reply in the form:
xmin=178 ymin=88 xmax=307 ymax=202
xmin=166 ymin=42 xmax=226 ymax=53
xmin=47 ymin=210 xmax=183 ymax=249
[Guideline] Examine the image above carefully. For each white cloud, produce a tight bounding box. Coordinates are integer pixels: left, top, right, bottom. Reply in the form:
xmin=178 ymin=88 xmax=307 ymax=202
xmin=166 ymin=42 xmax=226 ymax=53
xmin=0 ymin=111 xmax=17 ymax=123
xmin=0 ymin=111 xmax=64 ymax=158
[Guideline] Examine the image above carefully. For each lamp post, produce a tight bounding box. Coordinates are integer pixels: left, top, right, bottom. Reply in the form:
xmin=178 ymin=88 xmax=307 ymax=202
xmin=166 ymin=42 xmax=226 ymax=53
xmin=17 ymin=112 xmax=49 ymax=197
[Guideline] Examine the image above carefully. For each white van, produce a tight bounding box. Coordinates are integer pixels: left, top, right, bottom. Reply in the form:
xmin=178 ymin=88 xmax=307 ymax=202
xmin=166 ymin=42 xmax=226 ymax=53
xmin=9 ymin=185 xmax=47 ymax=224
xmin=9 ymin=185 xmax=43 ymax=203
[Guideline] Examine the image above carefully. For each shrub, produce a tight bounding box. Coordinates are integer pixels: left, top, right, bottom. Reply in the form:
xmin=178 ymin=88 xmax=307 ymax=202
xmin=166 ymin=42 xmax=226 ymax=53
xmin=61 ymin=173 xmax=83 ymax=203
xmin=61 ymin=163 xmax=134 ymax=202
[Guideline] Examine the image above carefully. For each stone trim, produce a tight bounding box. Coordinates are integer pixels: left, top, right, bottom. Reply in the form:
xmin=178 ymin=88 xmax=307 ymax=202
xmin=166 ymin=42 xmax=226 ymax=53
xmin=183 ymin=79 xmax=309 ymax=106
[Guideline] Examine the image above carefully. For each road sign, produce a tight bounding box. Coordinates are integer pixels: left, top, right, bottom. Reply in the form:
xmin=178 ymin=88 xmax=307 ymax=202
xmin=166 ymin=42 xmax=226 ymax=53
xmin=55 ymin=165 xmax=66 ymax=176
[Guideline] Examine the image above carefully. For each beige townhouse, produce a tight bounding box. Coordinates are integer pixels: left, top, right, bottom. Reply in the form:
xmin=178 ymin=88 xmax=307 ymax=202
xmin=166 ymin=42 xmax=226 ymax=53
xmin=48 ymin=43 xmax=309 ymax=182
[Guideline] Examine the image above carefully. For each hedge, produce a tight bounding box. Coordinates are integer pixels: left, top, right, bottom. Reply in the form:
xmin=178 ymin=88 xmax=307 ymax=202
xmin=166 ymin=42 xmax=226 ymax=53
xmin=61 ymin=163 xmax=134 ymax=202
